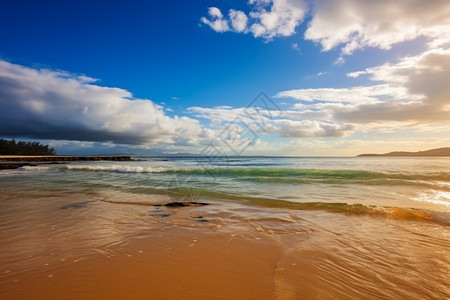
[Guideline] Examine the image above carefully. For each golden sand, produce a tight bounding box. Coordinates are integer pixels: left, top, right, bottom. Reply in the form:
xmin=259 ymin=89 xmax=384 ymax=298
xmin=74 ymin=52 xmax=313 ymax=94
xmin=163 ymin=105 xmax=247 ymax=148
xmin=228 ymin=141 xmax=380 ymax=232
xmin=1 ymin=193 xmax=449 ymax=299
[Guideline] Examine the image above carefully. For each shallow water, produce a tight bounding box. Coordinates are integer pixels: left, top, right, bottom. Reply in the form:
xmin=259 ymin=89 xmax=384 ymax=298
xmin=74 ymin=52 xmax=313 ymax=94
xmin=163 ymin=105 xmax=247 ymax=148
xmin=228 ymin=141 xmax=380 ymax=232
xmin=0 ymin=157 xmax=449 ymax=298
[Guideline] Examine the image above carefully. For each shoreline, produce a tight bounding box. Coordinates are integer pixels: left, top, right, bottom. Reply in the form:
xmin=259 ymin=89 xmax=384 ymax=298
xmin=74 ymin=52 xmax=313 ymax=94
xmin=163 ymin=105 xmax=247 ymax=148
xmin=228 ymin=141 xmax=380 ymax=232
xmin=0 ymin=155 xmax=132 ymax=161
xmin=0 ymin=156 xmax=132 ymax=169
xmin=1 ymin=157 xmax=449 ymax=298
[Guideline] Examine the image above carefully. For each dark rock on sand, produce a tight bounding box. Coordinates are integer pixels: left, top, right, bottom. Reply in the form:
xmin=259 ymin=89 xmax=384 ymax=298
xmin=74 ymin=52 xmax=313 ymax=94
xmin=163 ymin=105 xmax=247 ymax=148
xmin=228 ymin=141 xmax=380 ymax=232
xmin=157 ymin=202 xmax=210 ymax=208
xmin=60 ymin=201 xmax=94 ymax=209
xmin=150 ymin=213 xmax=171 ymax=218
xmin=194 ymin=216 xmax=210 ymax=222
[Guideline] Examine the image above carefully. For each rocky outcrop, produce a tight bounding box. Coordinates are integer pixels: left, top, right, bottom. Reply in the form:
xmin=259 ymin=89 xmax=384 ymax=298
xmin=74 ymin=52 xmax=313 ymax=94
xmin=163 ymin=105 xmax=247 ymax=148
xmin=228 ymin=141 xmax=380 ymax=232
xmin=0 ymin=156 xmax=133 ymax=162
xmin=0 ymin=163 xmax=38 ymax=170
xmin=0 ymin=156 xmax=133 ymax=170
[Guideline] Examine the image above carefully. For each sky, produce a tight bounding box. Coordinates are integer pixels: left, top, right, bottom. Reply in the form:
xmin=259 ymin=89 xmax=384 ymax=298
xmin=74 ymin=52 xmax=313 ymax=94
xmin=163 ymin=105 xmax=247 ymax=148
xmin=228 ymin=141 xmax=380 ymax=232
xmin=0 ymin=0 xmax=449 ymax=156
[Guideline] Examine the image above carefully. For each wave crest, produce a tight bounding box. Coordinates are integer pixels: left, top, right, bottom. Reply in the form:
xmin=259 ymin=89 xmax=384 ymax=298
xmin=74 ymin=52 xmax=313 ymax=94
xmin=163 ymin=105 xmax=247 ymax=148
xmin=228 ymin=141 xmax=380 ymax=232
xmin=66 ymin=165 xmax=170 ymax=173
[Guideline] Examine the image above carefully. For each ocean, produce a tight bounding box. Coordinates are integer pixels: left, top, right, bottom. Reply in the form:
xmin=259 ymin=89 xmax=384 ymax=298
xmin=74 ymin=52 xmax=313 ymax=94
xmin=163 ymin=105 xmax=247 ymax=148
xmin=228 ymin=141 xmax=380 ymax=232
xmin=1 ymin=156 xmax=449 ymax=299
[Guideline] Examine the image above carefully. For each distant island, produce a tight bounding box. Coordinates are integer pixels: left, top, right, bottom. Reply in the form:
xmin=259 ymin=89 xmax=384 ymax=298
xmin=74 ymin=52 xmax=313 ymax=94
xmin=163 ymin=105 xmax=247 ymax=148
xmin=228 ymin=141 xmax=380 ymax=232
xmin=358 ymin=147 xmax=450 ymax=157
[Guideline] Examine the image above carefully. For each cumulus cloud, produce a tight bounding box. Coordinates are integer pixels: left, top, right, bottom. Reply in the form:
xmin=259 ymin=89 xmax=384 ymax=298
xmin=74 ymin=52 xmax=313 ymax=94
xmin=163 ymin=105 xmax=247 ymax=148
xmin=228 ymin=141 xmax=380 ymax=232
xmin=0 ymin=60 xmax=202 ymax=145
xmin=305 ymin=0 xmax=450 ymax=55
xmin=247 ymin=0 xmax=307 ymax=39
xmin=201 ymin=0 xmax=307 ymax=39
xmin=188 ymin=106 xmax=245 ymax=124
xmin=188 ymin=104 xmax=354 ymax=138
xmin=276 ymin=85 xmax=421 ymax=104
xmin=335 ymin=49 xmax=450 ymax=124
xmin=200 ymin=7 xmax=230 ymax=33
xmin=277 ymin=47 xmax=450 ymax=127
xmin=268 ymin=120 xmax=354 ymax=138
xmin=202 ymin=0 xmax=450 ymax=58
xmin=229 ymin=9 xmax=248 ymax=32
xmin=270 ymin=0 xmax=450 ymax=132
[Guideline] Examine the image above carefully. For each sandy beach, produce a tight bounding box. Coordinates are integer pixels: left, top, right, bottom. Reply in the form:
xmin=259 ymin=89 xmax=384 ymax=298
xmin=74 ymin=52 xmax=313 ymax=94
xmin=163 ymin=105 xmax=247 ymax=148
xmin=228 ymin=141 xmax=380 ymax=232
xmin=1 ymin=157 xmax=449 ymax=299
xmin=1 ymin=223 xmax=280 ymax=299
xmin=1 ymin=190 xmax=449 ymax=299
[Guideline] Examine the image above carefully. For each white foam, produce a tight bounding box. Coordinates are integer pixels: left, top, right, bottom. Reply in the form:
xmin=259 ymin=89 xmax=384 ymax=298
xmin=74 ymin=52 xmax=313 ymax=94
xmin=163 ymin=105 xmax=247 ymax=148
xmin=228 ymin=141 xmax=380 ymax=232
xmin=66 ymin=165 xmax=169 ymax=173
xmin=19 ymin=166 xmax=51 ymax=171
xmin=412 ymin=191 xmax=450 ymax=206
xmin=434 ymin=181 xmax=450 ymax=188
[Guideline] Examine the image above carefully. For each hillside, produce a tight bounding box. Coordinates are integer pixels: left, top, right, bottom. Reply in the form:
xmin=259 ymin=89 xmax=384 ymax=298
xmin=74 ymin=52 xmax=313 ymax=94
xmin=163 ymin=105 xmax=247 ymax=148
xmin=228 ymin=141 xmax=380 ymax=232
xmin=358 ymin=147 xmax=450 ymax=157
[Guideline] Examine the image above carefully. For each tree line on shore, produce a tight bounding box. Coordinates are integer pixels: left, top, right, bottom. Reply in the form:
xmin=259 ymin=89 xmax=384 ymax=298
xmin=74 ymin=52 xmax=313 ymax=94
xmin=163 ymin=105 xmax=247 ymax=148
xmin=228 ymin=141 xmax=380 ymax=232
xmin=0 ymin=139 xmax=56 ymax=155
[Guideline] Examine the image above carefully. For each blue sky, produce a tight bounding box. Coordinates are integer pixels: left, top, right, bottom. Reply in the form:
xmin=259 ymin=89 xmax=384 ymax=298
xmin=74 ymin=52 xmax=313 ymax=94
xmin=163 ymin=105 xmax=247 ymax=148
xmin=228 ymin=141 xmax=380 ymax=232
xmin=1 ymin=0 xmax=449 ymax=155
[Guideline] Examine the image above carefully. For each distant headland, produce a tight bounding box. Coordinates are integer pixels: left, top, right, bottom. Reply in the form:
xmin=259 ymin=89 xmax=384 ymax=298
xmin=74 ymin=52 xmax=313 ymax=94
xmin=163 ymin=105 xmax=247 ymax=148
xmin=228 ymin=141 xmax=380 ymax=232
xmin=358 ymin=147 xmax=450 ymax=157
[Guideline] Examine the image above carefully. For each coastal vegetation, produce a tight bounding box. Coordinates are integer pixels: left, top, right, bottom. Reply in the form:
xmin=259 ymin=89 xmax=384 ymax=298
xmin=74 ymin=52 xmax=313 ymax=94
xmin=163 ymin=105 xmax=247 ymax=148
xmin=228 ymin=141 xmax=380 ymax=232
xmin=0 ymin=139 xmax=56 ymax=155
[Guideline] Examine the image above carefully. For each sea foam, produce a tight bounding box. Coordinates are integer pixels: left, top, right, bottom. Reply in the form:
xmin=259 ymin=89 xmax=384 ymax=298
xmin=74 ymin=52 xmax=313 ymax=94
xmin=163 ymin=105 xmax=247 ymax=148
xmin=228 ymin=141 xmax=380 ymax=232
xmin=66 ymin=164 xmax=170 ymax=173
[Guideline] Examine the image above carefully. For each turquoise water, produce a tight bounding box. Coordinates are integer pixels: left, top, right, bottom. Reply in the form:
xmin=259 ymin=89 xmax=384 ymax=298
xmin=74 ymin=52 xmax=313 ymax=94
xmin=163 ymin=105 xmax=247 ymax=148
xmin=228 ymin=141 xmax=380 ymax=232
xmin=3 ymin=156 xmax=449 ymax=219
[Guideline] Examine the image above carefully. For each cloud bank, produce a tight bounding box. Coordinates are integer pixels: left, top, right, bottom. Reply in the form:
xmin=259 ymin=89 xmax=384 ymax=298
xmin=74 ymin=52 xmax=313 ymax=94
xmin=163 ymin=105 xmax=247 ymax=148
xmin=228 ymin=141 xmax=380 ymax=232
xmin=200 ymin=0 xmax=450 ymax=139
xmin=201 ymin=0 xmax=450 ymax=54
xmin=0 ymin=60 xmax=202 ymax=145
xmin=276 ymin=47 xmax=450 ymax=128
xmin=305 ymin=0 xmax=450 ymax=56
xmin=188 ymin=106 xmax=354 ymax=138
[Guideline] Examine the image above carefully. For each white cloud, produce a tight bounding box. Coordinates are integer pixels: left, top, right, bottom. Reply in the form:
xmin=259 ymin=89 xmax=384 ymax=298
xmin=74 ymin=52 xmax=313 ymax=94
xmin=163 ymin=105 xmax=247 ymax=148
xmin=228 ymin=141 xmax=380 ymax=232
xmin=276 ymin=85 xmax=419 ymax=104
xmin=269 ymin=119 xmax=354 ymax=138
xmin=201 ymin=0 xmax=307 ymax=39
xmin=208 ymin=7 xmax=223 ymax=19
xmin=271 ymin=1 xmax=450 ymax=131
xmin=305 ymin=0 xmax=450 ymax=55
xmin=188 ymin=105 xmax=354 ymax=138
xmin=292 ymin=43 xmax=301 ymax=52
xmin=77 ymin=75 xmax=99 ymax=83
xmin=292 ymin=1 xmax=450 ymax=130
xmin=276 ymin=47 xmax=450 ymax=127
xmin=201 ymin=0 xmax=450 ymax=61
xmin=200 ymin=7 xmax=230 ymax=33
xmin=229 ymin=9 xmax=248 ymax=33
xmin=188 ymin=106 xmax=245 ymax=124
xmin=248 ymin=0 xmax=307 ymax=39
xmin=333 ymin=57 xmax=345 ymax=65
xmin=0 ymin=60 xmax=203 ymax=145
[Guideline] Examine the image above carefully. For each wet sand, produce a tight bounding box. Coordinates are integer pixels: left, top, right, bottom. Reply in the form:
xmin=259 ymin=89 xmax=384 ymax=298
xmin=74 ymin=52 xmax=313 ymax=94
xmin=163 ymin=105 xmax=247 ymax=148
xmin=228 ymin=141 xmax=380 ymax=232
xmin=1 ymin=192 xmax=449 ymax=299
xmin=2 ymin=231 xmax=280 ymax=299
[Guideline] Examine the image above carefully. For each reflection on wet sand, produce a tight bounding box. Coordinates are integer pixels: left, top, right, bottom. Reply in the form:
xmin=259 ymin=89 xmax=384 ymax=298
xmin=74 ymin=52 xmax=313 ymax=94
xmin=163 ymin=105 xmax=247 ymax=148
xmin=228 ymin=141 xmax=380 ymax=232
xmin=1 ymin=191 xmax=449 ymax=299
